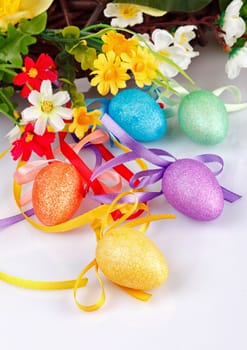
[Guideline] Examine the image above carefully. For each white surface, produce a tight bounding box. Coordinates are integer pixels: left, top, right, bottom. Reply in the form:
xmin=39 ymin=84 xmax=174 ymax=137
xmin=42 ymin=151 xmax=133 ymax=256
xmin=1 ymin=37 xmax=247 ymax=350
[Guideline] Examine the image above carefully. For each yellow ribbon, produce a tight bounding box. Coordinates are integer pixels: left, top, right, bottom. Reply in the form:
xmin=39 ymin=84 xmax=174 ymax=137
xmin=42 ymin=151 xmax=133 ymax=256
xmin=0 ymin=147 xmax=11 ymax=159
xmin=1 ymin=145 xmax=175 ymax=311
xmin=0 ymin=272 xmax=87 ymax=290
xmin=73 ymin=191 xmax=175 ymax=311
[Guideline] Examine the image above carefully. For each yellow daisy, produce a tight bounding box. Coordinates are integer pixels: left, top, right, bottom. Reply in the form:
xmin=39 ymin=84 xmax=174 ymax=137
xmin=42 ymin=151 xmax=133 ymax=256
xmin=69 ymin=107 xmax=101 ymax=139
xmin=102 ymin=30 xmax=138 ymax=57
xmin=91 ymin=51 xmax=130 ymax=96
xmin=121 ymin=46 xmax=158 ymax=88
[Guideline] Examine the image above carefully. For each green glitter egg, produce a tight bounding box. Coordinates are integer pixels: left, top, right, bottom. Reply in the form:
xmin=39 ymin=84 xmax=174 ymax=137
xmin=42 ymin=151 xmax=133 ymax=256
xmin=178 ymin=90 xmax=228 ymax=145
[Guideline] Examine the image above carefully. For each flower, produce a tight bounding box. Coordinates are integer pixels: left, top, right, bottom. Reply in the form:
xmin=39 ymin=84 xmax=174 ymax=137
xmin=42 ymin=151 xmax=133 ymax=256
xmin=69 ymin=107 xmax=101 ymax=139
xmin=102 ymin=30 xmax=138 ymax=57
xmin=173 ymin=25 xmax=199 ymax=57
xmin=0 ymin=0 xmax=54 ymax=30
xmin=150 ymin=29 xmax=195 ymax=78
xmin=11 ymin=122 xmax=55 ymax=161
xmin=21 ymin=80 xmax=72 ymax=135
xmin=225 ymin=43 xmax=247 ymax=79
xmin=104 ymin=2 xmax=143 ymax=28
xmin=13 ymin=53 xmax=58 ymax=97
xmin=90 ymin=51 xmax=130 ymax=96
xmin=121 ymin=46 xmax=158 ymax=88
xmin=221 ymin=0 xmax=246 ymax=47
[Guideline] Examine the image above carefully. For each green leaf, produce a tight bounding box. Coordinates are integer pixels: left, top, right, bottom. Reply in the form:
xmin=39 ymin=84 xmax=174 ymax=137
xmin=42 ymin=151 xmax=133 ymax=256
xmin=74 ymin=47 xmax=97 ymax=71
xmin=18 ymin=12 xmax=47 ymax=35
xmin=218 ymin=0 xmax=232 ymax=11
xmin=113 ymin=0 xmax=214 ymax=12
xmin=0 ymin=24 xmax=36 ymax=66
xmin=0 ymin=86 xmax=17 ymax=122
xmin=62 ymin=26 xmax=80 ymax=39
xmin=240 ymin=1 xmax=247 ymax=19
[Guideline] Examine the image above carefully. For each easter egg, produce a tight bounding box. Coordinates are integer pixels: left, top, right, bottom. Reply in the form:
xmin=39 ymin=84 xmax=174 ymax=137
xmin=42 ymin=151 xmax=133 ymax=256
xmin=96 ymin=228 xmax=168 ymax=290
xmin=108 ymin=88 xmax=166 ymax=142
xmin=178 ymin=90 xmax=228 ymax=145
xmin=162 ymin=159 xmax=224 ymax=221
xmin=32 ymin=162 xmax=84 ymax=226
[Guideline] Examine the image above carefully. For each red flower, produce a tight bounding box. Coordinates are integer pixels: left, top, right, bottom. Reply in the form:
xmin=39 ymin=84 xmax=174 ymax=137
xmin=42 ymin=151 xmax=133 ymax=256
xmin=13 ymin=53 xmax=58 ymax=98
xmin=11 ymin=123 xmax=55 ymax=161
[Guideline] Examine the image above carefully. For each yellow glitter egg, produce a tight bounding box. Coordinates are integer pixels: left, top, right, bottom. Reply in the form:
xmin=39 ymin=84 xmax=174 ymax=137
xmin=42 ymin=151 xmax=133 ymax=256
xmin=96 ymin=228 xmax=168 ymax=290
xmin=32 ymin=162 xmax=84 ymax=226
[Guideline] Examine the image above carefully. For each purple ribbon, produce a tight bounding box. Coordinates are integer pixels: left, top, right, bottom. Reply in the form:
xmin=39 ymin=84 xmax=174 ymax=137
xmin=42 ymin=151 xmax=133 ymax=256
xmin=91 ymin=113 xmax=241 ymax=204
xmin=0 ymin=208 xmax=34 ymax=229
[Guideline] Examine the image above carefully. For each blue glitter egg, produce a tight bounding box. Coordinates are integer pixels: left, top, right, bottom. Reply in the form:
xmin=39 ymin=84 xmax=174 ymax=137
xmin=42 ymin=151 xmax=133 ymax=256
xmin=178 ymin=90 xmax=228 ymax=145
xmin=108 ymin=88 xmax=167 ymax=142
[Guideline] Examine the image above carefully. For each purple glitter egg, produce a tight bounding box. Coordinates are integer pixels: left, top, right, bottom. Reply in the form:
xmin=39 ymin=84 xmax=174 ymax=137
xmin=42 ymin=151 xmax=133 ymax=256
xmin=162 ymin=159 xmax=224 ymax=221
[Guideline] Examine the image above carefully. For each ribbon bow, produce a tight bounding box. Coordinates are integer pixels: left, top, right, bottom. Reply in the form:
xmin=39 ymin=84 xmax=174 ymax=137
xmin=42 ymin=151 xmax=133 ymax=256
xmin=91 ymin=114 xmax=241 ymax=211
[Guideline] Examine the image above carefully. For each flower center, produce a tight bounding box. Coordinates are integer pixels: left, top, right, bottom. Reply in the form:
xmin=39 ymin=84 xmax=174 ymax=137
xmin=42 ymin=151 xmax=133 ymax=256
xmin=134 ymin=61 xmax=145 ymax=72
xmin=0 ymin=0 xmax=20 ymax=17
xmin=104 ymin=68 xmax=117 ymax=81
xmin=41 ymin=100 xmax=54 ymax=113
xmin=178 ymin=33 xmax=187 ymax=46
xmin=159 ymin=50 xmax=171 ymax=57
xmin=28 ymin=67 xmax=38 ymax=78
xmin=77 ymin=114 xmax=90 ymax=125
xmin=117 ymin=5 xmax=139 ymax=19
xmin=25 ymin=132 xmax=34 ymax=143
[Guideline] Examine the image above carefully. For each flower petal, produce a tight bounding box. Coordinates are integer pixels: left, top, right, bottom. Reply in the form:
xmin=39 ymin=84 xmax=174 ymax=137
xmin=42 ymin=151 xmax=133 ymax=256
xmin=48 ymin=115 xmax=65 ymax=131
xmin=52 ymin=91 xmax=70 ymax=106
xmin=34 ymin=116 xmax=48 ymax=136
xmin=54 ymin=107 xmax=72 ymax=120
xmin=152 ymin=29 xmax=174 ymax=49
xmin=40 ymin=80 xmax=53 ymax=97
xmin=22 ymin=106 xmax=40 ymax=121
xmin=28 ymin=90 xmax=41 ymax=106
xmin=20 ymin=0 xmax=54 ymax=17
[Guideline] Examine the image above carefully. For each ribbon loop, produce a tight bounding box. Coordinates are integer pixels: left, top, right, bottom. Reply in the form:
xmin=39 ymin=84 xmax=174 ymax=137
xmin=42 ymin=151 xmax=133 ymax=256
xmin=194 ymin=153 xmax=224 ymax=176
xmin=74 ymin=259 xmax=106 ymax=312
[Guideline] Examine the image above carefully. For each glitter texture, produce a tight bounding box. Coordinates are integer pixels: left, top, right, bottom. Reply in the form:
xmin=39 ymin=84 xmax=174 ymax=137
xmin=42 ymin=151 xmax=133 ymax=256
xmin=96 ymin=228 xmax=168 ymax=290
xmin=178 ymin=90 xmax=228 ymax=145
xmin=162 ymin=159 xmax=224 ymax=221
xmin=108 ymin=88 xmax=167 ymax=142
xmin=32 ymin=162 xmax=84 ymax=226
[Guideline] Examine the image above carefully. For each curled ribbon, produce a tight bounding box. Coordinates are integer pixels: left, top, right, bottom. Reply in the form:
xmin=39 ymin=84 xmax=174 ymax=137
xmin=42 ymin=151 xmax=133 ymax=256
xmin=73 ymin=191 xmax=175 ymax=312
xmin=0 ymin=191 xmax=175 ymax=312
xmin=0 ymin=129 xmax=147 ymax=230
xmin=91 ymin=113 xmax=241 ymax=205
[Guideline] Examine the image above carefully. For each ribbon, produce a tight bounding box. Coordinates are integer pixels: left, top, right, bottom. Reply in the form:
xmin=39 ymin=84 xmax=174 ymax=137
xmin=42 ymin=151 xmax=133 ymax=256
xmin=1 ymin=128 xmax=146 ymax=230
xmin=1 ymin=191 xmax=175 ymax=311
xmin=73 ymin=191 xmax=175 ymax=311
xmin=0 ymin=272 xmax=87 ymax=291
xmin=149 ymin=82 xmax=247 ymax=116
xmin=91 ymin=113 xmax=241 ymax=205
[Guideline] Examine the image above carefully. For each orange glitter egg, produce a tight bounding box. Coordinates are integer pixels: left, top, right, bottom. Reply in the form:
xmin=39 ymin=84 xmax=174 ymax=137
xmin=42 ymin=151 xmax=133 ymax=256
xmin=32 ymin=162 xmax=84 ymax=226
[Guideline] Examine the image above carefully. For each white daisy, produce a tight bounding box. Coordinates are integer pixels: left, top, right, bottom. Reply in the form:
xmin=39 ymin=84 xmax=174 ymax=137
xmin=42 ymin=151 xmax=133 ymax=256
xmin=225 ymin=43 xmax=247 ymax=79
xmin=22 ymin=80 xmax=72 ymax=135
xmin=104 ymin=3 xmax=143 ymax=28
xmin=221 ymin=0 xmax=246 ymax=47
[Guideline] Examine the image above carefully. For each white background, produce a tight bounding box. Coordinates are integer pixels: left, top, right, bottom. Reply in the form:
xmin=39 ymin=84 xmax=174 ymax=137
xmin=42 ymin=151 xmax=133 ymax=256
xmin=1 ymin=35 xmax=247 ymax=350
